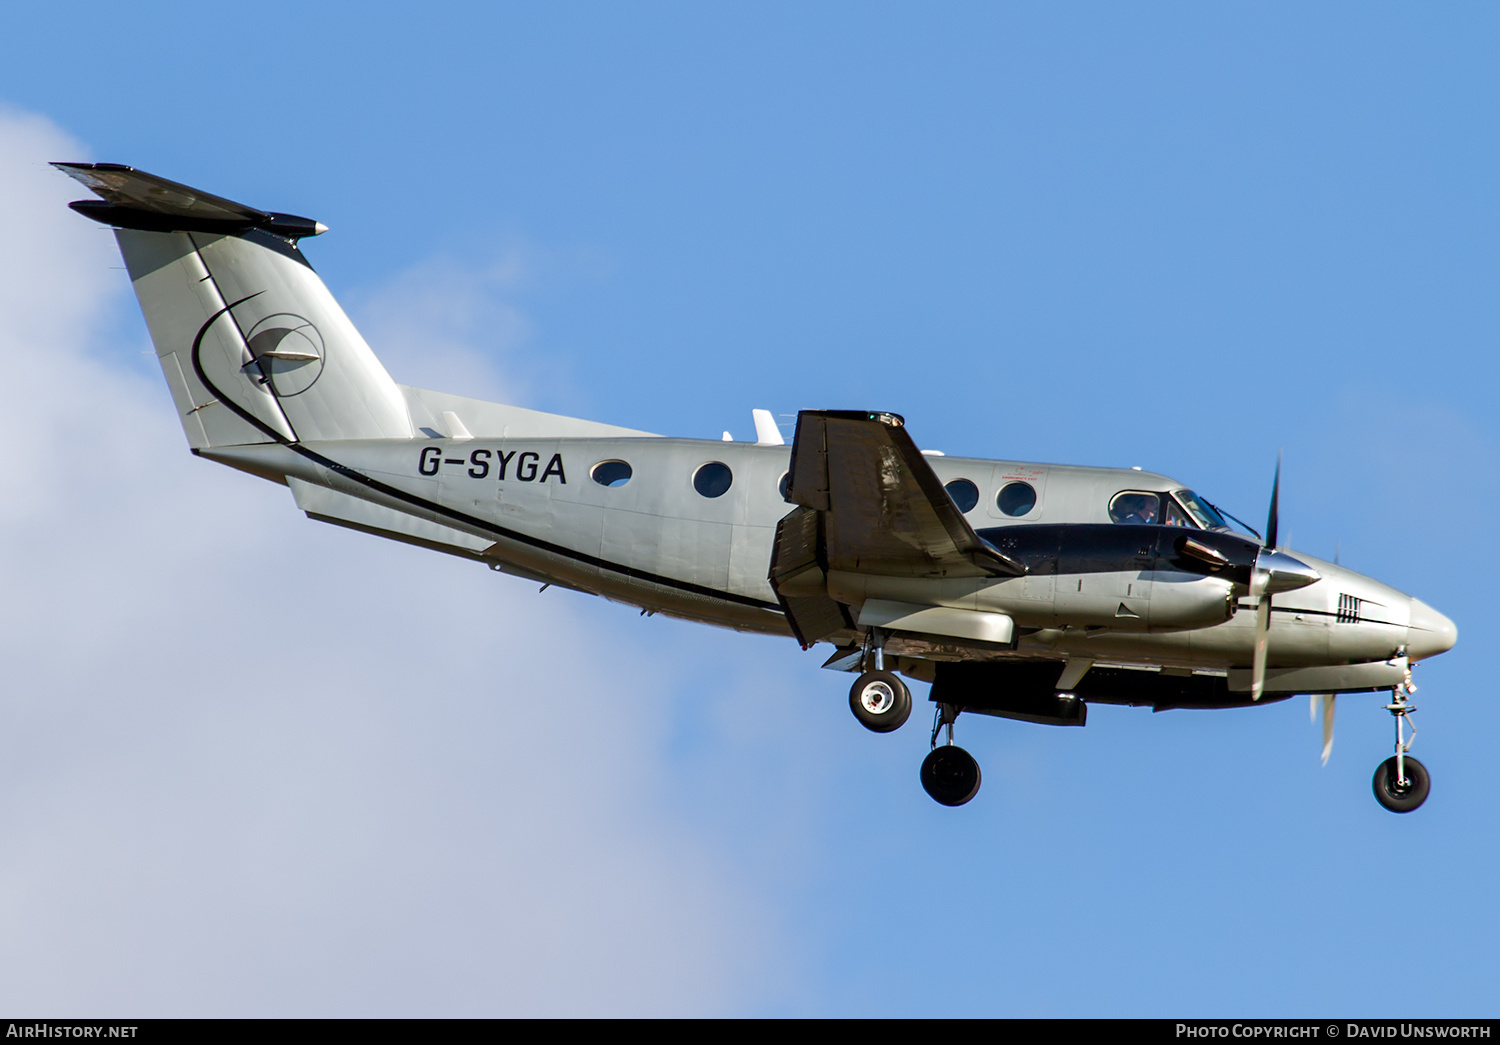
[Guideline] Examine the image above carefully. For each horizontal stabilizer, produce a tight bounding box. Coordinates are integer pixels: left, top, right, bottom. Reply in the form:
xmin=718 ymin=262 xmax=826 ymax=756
xmin=54 ymin=163 xmax=326 ymax=240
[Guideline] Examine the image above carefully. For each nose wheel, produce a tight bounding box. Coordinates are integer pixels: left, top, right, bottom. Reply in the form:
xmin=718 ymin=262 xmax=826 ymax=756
xmin=1373 ymin=755 xmax=1430 ymax=813
xmin=1372 ymin=682 xmax=1429 ymax=813
xmin=920 ymin=703 xmax=981 ymax=806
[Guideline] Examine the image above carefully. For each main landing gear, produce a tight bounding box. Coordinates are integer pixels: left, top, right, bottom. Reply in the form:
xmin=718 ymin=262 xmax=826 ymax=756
xmin=849 ymin=671 xmax=912 ymax=732
xmin=1372 ymin=682 xmax=1429 ymax=814
xmin=844 ymin=637 xmax=981 ymax=806
xmin=921 ymin=703 xmax=981 ymax=807
xmin=847 ymin=640 xmax=912 ymax=733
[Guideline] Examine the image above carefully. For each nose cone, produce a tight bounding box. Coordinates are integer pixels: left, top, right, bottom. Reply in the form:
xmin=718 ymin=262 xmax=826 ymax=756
xmin=1407 ymin=598 xmax=1458 ymax=661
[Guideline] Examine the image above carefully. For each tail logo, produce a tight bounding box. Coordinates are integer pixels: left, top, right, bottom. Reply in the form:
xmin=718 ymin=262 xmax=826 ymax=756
xmin=242 ymin=312 xmax=325 ymax=397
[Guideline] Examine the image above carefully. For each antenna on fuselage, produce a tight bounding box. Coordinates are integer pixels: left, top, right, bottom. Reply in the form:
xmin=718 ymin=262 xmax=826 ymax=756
xmin=752 ymin=409 xmax=785 ymax=446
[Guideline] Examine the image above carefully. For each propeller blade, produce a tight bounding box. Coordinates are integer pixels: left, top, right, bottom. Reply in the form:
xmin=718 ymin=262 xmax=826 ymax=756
xmin=1317 ymin=694 xmax=1336 ymax=765
xmin=1249 ymin=452 xmax=1285 ymax=702
xmin=1265 ymin=451 xmax=1282 ymax=550
xmin=1251 ymin=590 xmax=1271 ymax=702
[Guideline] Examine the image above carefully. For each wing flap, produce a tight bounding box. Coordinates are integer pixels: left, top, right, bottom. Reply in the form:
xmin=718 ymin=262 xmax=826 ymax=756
xmin=768 ymin=505 xmax=852 ymax=647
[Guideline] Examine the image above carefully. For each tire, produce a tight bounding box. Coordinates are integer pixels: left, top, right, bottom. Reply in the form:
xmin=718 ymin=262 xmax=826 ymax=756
xmin=1372 ymin=755 xmax=1430 ymax=813
xmin=849 ymin=670 xmax=912 ymax=733
xmin=920 ymin=745 xmax=982 ymax=806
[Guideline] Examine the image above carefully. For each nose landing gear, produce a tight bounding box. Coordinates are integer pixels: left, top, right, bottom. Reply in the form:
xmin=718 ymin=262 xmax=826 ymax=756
xmin=920 ymin=703 xmax=981 ymax=806
xmin=1372 ymin=680 xmax=1429 ymax=814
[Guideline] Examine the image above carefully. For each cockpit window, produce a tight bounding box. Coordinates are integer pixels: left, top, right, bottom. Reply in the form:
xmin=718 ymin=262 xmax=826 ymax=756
xmin=1109 ymin=491 xmax=1161 ymax=525
xmin=1162 ymin=499 xmax=1191 ymax=527
xmin=1174 ymin=489 xmax=1229 ymax=530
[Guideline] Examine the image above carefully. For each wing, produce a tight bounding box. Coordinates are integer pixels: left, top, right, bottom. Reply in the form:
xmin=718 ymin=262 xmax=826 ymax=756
xmin=785 ymin=410 xmax=1024 ymax=578
xmin=769 ymin=410 xmax=1023 ymax=647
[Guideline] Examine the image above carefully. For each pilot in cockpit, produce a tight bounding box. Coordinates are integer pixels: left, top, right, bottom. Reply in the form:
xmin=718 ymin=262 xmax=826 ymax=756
xmin=1112 ymin=492 xmax=1159 ymax=525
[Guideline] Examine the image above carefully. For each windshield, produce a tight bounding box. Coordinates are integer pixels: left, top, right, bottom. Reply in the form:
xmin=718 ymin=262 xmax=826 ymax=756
xmin=1174 ymin=489 xmax=1229 ymax=531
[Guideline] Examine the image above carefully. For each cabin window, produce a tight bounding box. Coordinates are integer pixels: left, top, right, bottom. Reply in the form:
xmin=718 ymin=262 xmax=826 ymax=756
xmin=996 ymin=481 xmax=1037 ymax=517
xmin=944 ymin=479 xmax=979 ymax=513
xmin=1109 ymin=491 xmax=1162 ymax=525
xmin=590 ymin=460 xmax=633 ymax=487
xmin=778 ymin=471 xmax=791 ymax=501
xmin=693 ymin=462 xmax=734 ymax=498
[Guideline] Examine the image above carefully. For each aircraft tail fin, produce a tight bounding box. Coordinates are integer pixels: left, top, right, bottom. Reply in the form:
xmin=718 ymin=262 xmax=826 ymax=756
xmin=56 ymin=163 xmax=412 ymax=449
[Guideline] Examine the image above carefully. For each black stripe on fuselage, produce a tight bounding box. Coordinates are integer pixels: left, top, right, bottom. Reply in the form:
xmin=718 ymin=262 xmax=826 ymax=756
xmin=285 ymin=443 xmax=784 ymax=612
xmin=1236 ymin=602 xmax=1380 ymax=623
xmin=187 ymin=300 xmax=782 ymax=615
xmin=977 ymin=524 xmax=1261 ymax=580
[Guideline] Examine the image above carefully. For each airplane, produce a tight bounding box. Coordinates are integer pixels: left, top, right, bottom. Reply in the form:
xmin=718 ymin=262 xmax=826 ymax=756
xmin=54 ymin=162 xmax=1458 ymax=812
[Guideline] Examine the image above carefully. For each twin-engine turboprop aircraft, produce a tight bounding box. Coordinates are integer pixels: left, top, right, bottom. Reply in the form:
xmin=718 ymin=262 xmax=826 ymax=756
xmin=57 ymin=162 xmax=1458 ymax=812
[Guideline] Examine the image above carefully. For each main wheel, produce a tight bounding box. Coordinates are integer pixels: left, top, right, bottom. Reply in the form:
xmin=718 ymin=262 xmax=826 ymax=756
xmin=849 ymin=670 xmax=912 ymax=733
xmin=920 ymin=745 xmax=982 ymax=806
xmin=1372 ymin=755 xmax=1430 ymax=813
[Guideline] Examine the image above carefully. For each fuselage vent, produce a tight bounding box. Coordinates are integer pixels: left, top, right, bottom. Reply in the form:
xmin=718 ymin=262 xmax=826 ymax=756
xmin=1337 ymin=593 xmax=1362 ymax=623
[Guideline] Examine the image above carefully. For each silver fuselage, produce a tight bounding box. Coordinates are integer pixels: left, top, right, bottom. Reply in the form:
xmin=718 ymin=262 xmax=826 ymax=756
xmin=54 ymin=167 xmax=1456 ymax=715
xmin=203 ymin=388 xmax=1455 ymax=696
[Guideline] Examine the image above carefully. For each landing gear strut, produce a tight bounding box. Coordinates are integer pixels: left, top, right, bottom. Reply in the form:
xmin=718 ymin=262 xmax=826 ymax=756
xmin=1372 ymin=680 xmax=1429 ymax=814
xmin=920 ymin=703 xmax=981 ymax=807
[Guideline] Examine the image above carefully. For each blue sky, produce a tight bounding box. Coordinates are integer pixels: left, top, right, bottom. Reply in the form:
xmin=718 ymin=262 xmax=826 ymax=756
xmin=0 ymin=2 xmax=1496 ymax=1016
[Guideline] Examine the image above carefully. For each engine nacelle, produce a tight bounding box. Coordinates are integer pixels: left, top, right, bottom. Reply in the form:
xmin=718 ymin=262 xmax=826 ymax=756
xmin=972 ymin=524 xmax=1260 ymax=632
xmin=829 ymin=526 xmax=1306 ymax=638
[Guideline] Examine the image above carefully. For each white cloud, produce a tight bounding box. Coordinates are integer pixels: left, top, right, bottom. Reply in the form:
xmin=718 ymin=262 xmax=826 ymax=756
xmin=0 ymin=111 xmax=778 ymax=1016
xmin=349 ymin=250 xmax=536 ymax=406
